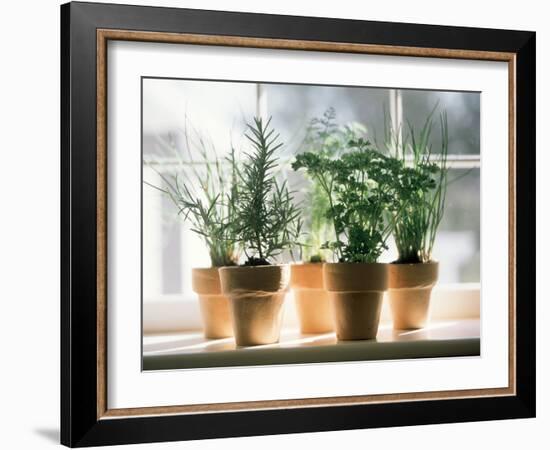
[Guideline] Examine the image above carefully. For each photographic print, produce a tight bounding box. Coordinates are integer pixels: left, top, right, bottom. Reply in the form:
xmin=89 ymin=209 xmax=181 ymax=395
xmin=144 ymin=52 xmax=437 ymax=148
xmin=141 ymin=78 xmax=481 ymax=370
xmin=62 ymin=3 xmax=535 ymax=445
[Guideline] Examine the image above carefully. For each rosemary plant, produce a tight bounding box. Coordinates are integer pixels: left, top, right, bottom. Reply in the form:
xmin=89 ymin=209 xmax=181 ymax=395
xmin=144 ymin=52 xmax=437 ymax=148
xmin=233 ymin=117 xmax=302 ymax=266
xmin=293 ymin=139 xmax=402 ymax=263
xmin=144 ymin=126 xmax=240 ymax=267
xmin=385 ymin=107 xmax=450 ymax=264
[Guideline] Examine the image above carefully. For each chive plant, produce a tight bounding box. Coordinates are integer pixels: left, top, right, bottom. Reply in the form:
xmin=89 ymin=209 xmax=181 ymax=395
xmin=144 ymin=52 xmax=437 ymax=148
xmin=232 ymin=117 xmax=302 ymax=266
xmin=144 ymin=124 xmax=240 ymax=267
xmin=384 ymin=107 xmax=450 ymax=264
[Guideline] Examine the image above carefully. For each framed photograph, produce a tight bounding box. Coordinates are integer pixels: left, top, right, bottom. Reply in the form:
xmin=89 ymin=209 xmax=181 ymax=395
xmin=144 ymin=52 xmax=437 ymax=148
xmin=61 ymin=1 xmax=535 ymax=447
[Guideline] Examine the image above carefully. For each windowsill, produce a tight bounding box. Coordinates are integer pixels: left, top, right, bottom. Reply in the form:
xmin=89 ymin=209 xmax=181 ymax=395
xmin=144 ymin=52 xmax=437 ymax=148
xmin=142 ymin=319 xmax=480 ymax=370
xmin=143 ymin=283 xmax=481 ymax=334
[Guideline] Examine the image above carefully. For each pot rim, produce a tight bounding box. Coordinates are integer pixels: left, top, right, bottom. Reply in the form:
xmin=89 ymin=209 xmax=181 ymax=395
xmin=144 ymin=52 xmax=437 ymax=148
xmin=323 ymin=261 xmax=388 ymax=292
xmin=191 ymin=266 xmax=223 ymax=295
xmin=219 ymin=264 xmax=290 ymax=293
xmin=290 ymin=262 xmax=324 ymax=289
xmin=387 ymin=260 xmax=439 ymax=289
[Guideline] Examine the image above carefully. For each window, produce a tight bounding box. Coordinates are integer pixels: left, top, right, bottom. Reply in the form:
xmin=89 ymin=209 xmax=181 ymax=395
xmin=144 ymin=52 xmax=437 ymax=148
xmin=142 ymin=78 xmax=480 ymax=308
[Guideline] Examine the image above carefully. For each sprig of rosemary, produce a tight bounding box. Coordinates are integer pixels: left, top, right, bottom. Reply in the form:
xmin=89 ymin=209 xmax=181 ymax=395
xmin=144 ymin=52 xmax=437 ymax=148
xmin=232 ymin=117 xmax=302 ymax=266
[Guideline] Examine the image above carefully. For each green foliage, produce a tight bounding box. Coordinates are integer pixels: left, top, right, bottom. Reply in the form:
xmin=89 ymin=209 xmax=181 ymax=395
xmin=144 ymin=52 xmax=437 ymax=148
xmin=293 ymin=138 xmax=402 ymax=263
xmin=144 ymin=126 xmax=240 ymax=268
xmin=232 ymin=117 xmax=302 ymax=266
xmin=298 ymin=108 xmax=368 ymax=262
xmin=384 ymin=106 xmax=449 ymax=263
xmin=302 ymin=180 xmax=332 ymax=263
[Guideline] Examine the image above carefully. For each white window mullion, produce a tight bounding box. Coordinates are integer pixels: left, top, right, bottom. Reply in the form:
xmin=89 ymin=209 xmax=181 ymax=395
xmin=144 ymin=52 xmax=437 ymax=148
xmin=256 ymin=83 xmax=268 ymax=121
xmin=389 ymin=88 xmax=404 ymax=149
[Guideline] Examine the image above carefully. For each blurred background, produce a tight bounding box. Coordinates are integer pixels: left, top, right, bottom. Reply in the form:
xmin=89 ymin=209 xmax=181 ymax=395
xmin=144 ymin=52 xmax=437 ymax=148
xmin=142 ymin=78 xmax=480 ymax=303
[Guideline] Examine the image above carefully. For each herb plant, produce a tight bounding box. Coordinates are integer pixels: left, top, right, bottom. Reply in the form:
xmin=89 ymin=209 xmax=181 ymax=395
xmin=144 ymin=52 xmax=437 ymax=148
xmin=384 ymin=107 xmax=449 ymax=264
xmin=298 ymin=108 xmax=368 ymax=262
xmin=293 ymin=139 xmax=403 ymax=263
xmin=233 ymin=117 xmax=302 ymax=266
xmin=144 ymin=126 xmax=240 ymax=267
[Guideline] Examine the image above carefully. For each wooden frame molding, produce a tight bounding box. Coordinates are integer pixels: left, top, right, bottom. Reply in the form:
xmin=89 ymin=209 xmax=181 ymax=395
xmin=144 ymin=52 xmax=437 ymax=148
xmin=97 ymin=29 xmax=516 ymax=61
xmin=96 ymin=29 xmax=517 ymax=420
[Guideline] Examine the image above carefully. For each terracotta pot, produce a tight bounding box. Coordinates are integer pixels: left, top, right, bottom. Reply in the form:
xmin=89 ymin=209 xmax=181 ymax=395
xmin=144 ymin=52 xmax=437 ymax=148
xmin=324 ymin=263 xmax=388 ymax=340
xmin=219 ymin=265 xmax=290 ymax=346
xmin=290 ymin=263 xmax=333 ymax=334
xmin=388 ymin=261 xmax=439 ymax=329
xmin=191 ymin=268 xmax=233 ymax=339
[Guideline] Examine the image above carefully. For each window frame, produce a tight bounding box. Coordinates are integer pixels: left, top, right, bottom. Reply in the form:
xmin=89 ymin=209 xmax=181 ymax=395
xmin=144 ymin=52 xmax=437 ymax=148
xmin=142 ymin=85 xmax=481 ymax=304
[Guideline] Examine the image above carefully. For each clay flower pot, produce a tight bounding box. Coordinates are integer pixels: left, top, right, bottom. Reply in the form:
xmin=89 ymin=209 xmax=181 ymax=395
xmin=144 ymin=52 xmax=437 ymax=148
xmin=388 ymin=261 xmax=439 ymax=330
xmin=219 ymin=265 xmax=290 ymax=346
xmin=191 ymin=268 xmax=233 ymax=339
xmin=323 ymin=263 xmax=388 ymax=340
xmin=290 ymin=263 xmax=333 ymax=334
